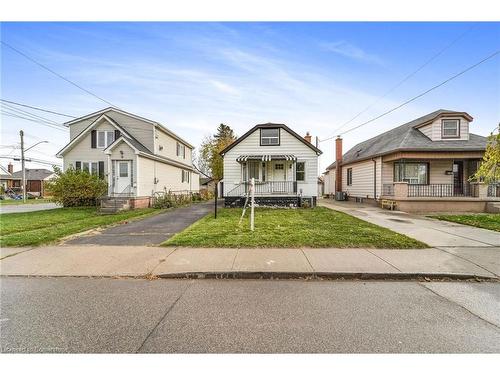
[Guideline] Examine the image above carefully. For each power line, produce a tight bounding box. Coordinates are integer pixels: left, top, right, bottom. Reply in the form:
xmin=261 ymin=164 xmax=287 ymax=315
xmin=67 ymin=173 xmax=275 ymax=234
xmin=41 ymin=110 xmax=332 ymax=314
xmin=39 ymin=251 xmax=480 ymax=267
xmin=321 ymin=24 xmax=478 ymax=141
xmin=0 ymin=155 xmax=61 ymax=167
xmin=323 ymin=49 xmax=500 ymax=140
xmin=1 ymin=110 xmax=69 ymax=132
xmin=1 ymin=102 xmax=64 ymax=126
xmin=1 ymin=41 xmax=118 ymax=108
xmin=0 ymin=99 xmax=76 ymax=118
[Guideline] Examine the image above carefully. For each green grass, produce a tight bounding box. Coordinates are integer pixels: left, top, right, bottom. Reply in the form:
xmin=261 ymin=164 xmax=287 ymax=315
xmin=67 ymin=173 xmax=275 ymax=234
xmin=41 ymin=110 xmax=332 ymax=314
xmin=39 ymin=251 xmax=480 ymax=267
xmin=163 ymin=207 xmax=427 ymax=248
xmin=0 ymin=207 xmax=159 ymax=247
xmin=430 ymin=214 xmax=500 ymax=232
xmin=0 ymin=198 xmax=53 ymax=205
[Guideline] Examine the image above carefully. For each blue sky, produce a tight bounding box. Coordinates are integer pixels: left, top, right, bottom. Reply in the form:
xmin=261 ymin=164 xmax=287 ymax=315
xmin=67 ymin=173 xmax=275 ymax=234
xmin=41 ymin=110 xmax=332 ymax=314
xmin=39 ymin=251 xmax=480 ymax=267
xmin=1 ymin=22 xmax=499 ymax=172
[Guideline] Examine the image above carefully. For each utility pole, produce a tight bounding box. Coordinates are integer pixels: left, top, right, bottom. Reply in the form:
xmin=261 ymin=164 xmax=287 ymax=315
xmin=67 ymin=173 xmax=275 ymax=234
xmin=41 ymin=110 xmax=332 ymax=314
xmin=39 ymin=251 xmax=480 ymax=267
xmin=20 ymin=130 xmax=26 ymax=203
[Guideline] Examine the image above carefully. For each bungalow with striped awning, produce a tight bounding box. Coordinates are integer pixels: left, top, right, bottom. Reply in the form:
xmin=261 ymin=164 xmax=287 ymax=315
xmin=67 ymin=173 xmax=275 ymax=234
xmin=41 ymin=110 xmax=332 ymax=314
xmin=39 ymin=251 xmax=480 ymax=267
xmin=219 ymin=123 xmax=322 ymax=207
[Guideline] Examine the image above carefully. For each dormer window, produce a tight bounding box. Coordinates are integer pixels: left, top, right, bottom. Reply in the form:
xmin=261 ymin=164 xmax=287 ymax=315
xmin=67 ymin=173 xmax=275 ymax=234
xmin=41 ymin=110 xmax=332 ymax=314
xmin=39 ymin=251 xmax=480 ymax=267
xmin=441 ymin=119 xmax=460 ymax=139
xmin=260 ymin=128 xmax=280 ymax=146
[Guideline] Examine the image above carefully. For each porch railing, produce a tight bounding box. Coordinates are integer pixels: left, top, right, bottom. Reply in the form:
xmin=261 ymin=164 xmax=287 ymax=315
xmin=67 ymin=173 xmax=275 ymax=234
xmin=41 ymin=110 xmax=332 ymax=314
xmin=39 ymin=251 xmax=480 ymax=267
xmin=407 ymin=183 xmax=478 ymax=198
xmin=226 ymin=181 xmax=297 ymax=196
xmin=487 ymin=183 xmax=500 ymax=198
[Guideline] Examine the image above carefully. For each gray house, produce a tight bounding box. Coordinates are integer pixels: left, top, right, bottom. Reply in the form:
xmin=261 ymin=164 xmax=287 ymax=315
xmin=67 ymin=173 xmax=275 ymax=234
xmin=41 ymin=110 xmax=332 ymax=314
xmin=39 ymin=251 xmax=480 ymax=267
xmin=324 ymin=109 xmax=498 ymax=212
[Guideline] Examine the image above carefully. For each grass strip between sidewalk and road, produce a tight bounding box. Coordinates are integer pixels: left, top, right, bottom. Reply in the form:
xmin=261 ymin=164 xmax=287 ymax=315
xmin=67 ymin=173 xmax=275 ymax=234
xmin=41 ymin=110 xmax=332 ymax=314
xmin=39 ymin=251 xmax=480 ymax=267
xmin=0 ymin=207 xmax=160 ymax=247
xmin=430 ymin=214 xmax=500 ymax=232
xmin=163 ymin=206 xmax=427 ymax=248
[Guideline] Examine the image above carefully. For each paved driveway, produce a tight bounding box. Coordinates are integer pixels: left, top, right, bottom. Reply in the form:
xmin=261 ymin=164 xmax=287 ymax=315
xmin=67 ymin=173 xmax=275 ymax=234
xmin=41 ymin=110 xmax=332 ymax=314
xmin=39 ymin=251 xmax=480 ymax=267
xmin=320 ymin=200 xmax=500 ymax=247
xmin=0 ymin=202 xmax=60 ymax=214
xmin=65 ymin=201 xmax=215 ymax=246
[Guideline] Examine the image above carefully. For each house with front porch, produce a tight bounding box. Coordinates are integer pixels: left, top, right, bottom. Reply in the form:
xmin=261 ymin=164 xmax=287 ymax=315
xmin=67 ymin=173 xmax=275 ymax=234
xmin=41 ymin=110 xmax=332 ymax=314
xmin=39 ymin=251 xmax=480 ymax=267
xmin=324 ymin=109 xmax=499 ymax=213
xmin=220 ymin=123 xmax=322 ymax=207
xmin=57 ymin=107 xmax=199 ymax=210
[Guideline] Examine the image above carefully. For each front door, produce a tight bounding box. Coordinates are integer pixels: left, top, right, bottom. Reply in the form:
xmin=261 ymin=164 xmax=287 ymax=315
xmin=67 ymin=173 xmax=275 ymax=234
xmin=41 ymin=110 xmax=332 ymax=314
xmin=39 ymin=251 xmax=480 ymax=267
xmin=273 ymin=163 xmax=285 ymax=192
xmin=115 ymin=160 xmax=131 ymax=194
xmin=453 ymin=161 xmax=463 ymax=195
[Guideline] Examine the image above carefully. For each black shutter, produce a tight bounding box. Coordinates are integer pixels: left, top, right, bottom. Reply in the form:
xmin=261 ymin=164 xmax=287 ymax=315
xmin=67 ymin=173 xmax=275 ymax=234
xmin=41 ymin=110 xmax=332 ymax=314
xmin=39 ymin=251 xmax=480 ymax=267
xmin=91 ymin=130 xmax=97 ymax=148
xmin=98 ymin=161 xmax=105 ymax=179
xmin=114 ymin=130 xmax=120 ymax=140
xmin=75 ymin=161 xmax=81 ymax=171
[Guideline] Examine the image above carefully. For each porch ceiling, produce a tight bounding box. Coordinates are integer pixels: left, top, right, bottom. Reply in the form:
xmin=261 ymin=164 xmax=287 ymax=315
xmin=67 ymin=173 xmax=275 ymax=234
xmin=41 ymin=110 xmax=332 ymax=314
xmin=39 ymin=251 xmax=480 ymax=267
xmin=236 ymin=154 xmax=297 ymax=162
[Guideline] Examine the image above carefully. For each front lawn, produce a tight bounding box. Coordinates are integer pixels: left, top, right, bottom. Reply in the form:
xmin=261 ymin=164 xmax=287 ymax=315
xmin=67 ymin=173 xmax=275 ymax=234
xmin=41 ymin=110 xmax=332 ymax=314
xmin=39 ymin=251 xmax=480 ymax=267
xmin=163 ymin=207 xmax=427 ymax=248
xmin=430 ymin=214 xmax=500 ymax=232
xmin=0 ymin=207 xmax=159 ymax=247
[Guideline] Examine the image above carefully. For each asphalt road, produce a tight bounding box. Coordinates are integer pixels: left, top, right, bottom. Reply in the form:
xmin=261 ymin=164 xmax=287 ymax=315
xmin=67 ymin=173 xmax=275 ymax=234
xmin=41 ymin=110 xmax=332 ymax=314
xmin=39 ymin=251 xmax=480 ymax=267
xmin=65 ymin=201 xmax=215 ymax=246
xmin=1 ymin=278 xmax=498 ymax=353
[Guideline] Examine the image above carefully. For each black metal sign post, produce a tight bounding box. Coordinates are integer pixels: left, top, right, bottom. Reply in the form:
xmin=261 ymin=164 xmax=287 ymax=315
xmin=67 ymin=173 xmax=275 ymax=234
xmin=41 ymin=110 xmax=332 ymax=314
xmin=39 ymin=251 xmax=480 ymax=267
xmin=214 ymin=180 xmax=218 ymax=219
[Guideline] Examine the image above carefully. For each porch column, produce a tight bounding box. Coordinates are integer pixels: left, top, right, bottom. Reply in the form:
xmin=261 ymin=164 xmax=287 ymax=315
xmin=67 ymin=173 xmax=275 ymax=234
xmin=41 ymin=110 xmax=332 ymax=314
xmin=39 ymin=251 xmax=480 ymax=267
xmin=476 ymin=182 xmax=488 ymax=200
xmin=393 ymin=182 xmax=408 ymax=199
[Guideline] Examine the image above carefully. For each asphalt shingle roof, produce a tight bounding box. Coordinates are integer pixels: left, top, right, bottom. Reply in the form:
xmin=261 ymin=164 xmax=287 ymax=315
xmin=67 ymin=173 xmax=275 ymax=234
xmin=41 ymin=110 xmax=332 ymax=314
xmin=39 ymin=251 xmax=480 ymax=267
xmin=326 ymin=109 xmax=487 ymax=170
xmin=11 ymin=169 xmax=53 ymax=180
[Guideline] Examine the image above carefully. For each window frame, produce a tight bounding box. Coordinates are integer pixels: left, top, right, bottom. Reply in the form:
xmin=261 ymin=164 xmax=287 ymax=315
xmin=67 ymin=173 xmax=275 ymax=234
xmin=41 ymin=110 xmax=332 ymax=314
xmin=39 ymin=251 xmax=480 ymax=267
xmin=76 ymin=160 xmax=105 ymax=179
xmin=441 ymin=119 xmax=460 ymax=139
xmin=260 ymin=128 xmax=280 ymax=146
xmin=96 ymin=130 xmax=115 ymax=148
xmin=393 ymin=162 xmax=430 ymax=185
xmin=295 ymin=162 xmax=305 ymax=181
xmin=177 ymin=142 xmax=186 ymax=159
xmin=347 ymin=168 xmax=353 ymax=186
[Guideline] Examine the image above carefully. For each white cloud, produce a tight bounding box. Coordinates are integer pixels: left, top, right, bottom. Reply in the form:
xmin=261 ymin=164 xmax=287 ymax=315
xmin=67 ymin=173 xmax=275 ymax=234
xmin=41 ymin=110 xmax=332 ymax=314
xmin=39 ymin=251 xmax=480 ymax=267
xmin=209 ymin=79 xmax=240 ymax=95
xmin=320 ymin=40 xmax=384 ymax=65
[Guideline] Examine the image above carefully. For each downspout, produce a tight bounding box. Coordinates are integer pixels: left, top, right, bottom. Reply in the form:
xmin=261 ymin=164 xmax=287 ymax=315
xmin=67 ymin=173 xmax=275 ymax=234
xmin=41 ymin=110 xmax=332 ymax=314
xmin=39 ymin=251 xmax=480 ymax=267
xmin=372 ymin=158 xmax=377 ymax=200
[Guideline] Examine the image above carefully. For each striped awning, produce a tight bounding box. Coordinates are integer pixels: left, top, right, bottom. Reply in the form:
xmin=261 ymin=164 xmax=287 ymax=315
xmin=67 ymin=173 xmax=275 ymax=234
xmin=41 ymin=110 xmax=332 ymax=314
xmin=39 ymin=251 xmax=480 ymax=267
xmin=236 ymin=154 xmax=297 ymax=162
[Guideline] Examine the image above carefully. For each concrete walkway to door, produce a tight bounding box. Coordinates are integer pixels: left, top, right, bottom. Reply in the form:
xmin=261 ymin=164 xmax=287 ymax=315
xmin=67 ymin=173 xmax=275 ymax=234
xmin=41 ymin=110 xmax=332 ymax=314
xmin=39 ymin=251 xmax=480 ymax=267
xmin=320 ymin=199 xmax=500 ymax=247
xmin=63 ymin=201 xmax=216 ymax=246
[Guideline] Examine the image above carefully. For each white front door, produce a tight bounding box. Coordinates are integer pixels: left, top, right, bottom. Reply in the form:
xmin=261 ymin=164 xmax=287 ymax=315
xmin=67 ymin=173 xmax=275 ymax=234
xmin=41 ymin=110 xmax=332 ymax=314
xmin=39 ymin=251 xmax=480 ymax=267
xmin=115 ymin=160 xmax=131 ymax=194
xmin=273 ymin=163 xmax=286 ymax=192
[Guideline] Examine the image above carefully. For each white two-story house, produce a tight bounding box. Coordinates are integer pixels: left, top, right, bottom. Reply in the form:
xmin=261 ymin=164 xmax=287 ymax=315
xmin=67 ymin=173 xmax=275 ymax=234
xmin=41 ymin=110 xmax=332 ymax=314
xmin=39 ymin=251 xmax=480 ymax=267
xmin=57 ymin=107 xmax=199 ymax=208
xmin=220 ymin=123 xmax=322 ymax=207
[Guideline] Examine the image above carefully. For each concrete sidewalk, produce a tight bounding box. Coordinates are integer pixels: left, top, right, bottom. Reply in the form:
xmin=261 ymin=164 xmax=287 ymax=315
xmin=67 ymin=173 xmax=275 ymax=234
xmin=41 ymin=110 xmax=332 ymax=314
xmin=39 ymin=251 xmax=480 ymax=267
xmin=1 ymin=245 xmax=498 ymax=279
xmin=320 ymin=200 xmax=500 ymax=247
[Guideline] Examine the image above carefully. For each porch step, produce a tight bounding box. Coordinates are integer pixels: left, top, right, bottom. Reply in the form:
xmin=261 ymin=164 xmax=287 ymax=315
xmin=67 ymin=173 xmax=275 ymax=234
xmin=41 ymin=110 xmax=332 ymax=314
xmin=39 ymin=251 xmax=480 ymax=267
xmin=486 ymin=202 xmax=500 ymax=213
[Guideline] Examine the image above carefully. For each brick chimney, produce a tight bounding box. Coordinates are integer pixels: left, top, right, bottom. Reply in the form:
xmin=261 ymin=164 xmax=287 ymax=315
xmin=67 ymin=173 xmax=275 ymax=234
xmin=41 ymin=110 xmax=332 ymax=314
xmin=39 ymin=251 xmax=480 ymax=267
xmin=304 ymin=132 xmax=312 ymax=143
xmin=7 ymin=163 xmax=13 ymax=174
xmin=335 ymin=136 xmax=343 ymax=193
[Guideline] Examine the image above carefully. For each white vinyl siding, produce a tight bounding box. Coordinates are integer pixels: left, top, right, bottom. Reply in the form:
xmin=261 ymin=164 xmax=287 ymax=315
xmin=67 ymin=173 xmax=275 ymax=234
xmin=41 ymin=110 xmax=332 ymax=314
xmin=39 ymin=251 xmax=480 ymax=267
xmin=136 ymin=156 xmax=199 ymax=196
xmin=342 ymin=157 xmax=382 ymax=199
xmin=63 ymin=121 xmax=115 ymax=173
xmin=155 ymin=128 xmax=193 ymax=167
xmin=223 ymin=128 xmax=319 ymax=197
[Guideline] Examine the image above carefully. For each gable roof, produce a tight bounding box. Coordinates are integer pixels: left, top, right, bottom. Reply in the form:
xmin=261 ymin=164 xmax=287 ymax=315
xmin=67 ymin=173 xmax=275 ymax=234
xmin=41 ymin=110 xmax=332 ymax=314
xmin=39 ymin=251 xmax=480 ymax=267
xmin=64 ymin=107 xmax=193 ymax=148
xmin=220 ymin=123 xmax=322 ymax=156
xmin=325 ymin=109 xmax=486 ymax=170
xmin=56 ymin=114 xmax=130 ymax=157
xmin=11 ymin=168 xmax=54 ymax=180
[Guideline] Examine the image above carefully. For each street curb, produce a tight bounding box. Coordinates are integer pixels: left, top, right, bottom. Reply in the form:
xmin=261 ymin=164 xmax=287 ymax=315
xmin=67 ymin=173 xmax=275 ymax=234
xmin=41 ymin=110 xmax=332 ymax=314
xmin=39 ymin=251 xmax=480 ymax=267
xmin=155 ymin=271 xmax=499 ymax=281
xmin=1 ymin=272 xmax=498 ymax=282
